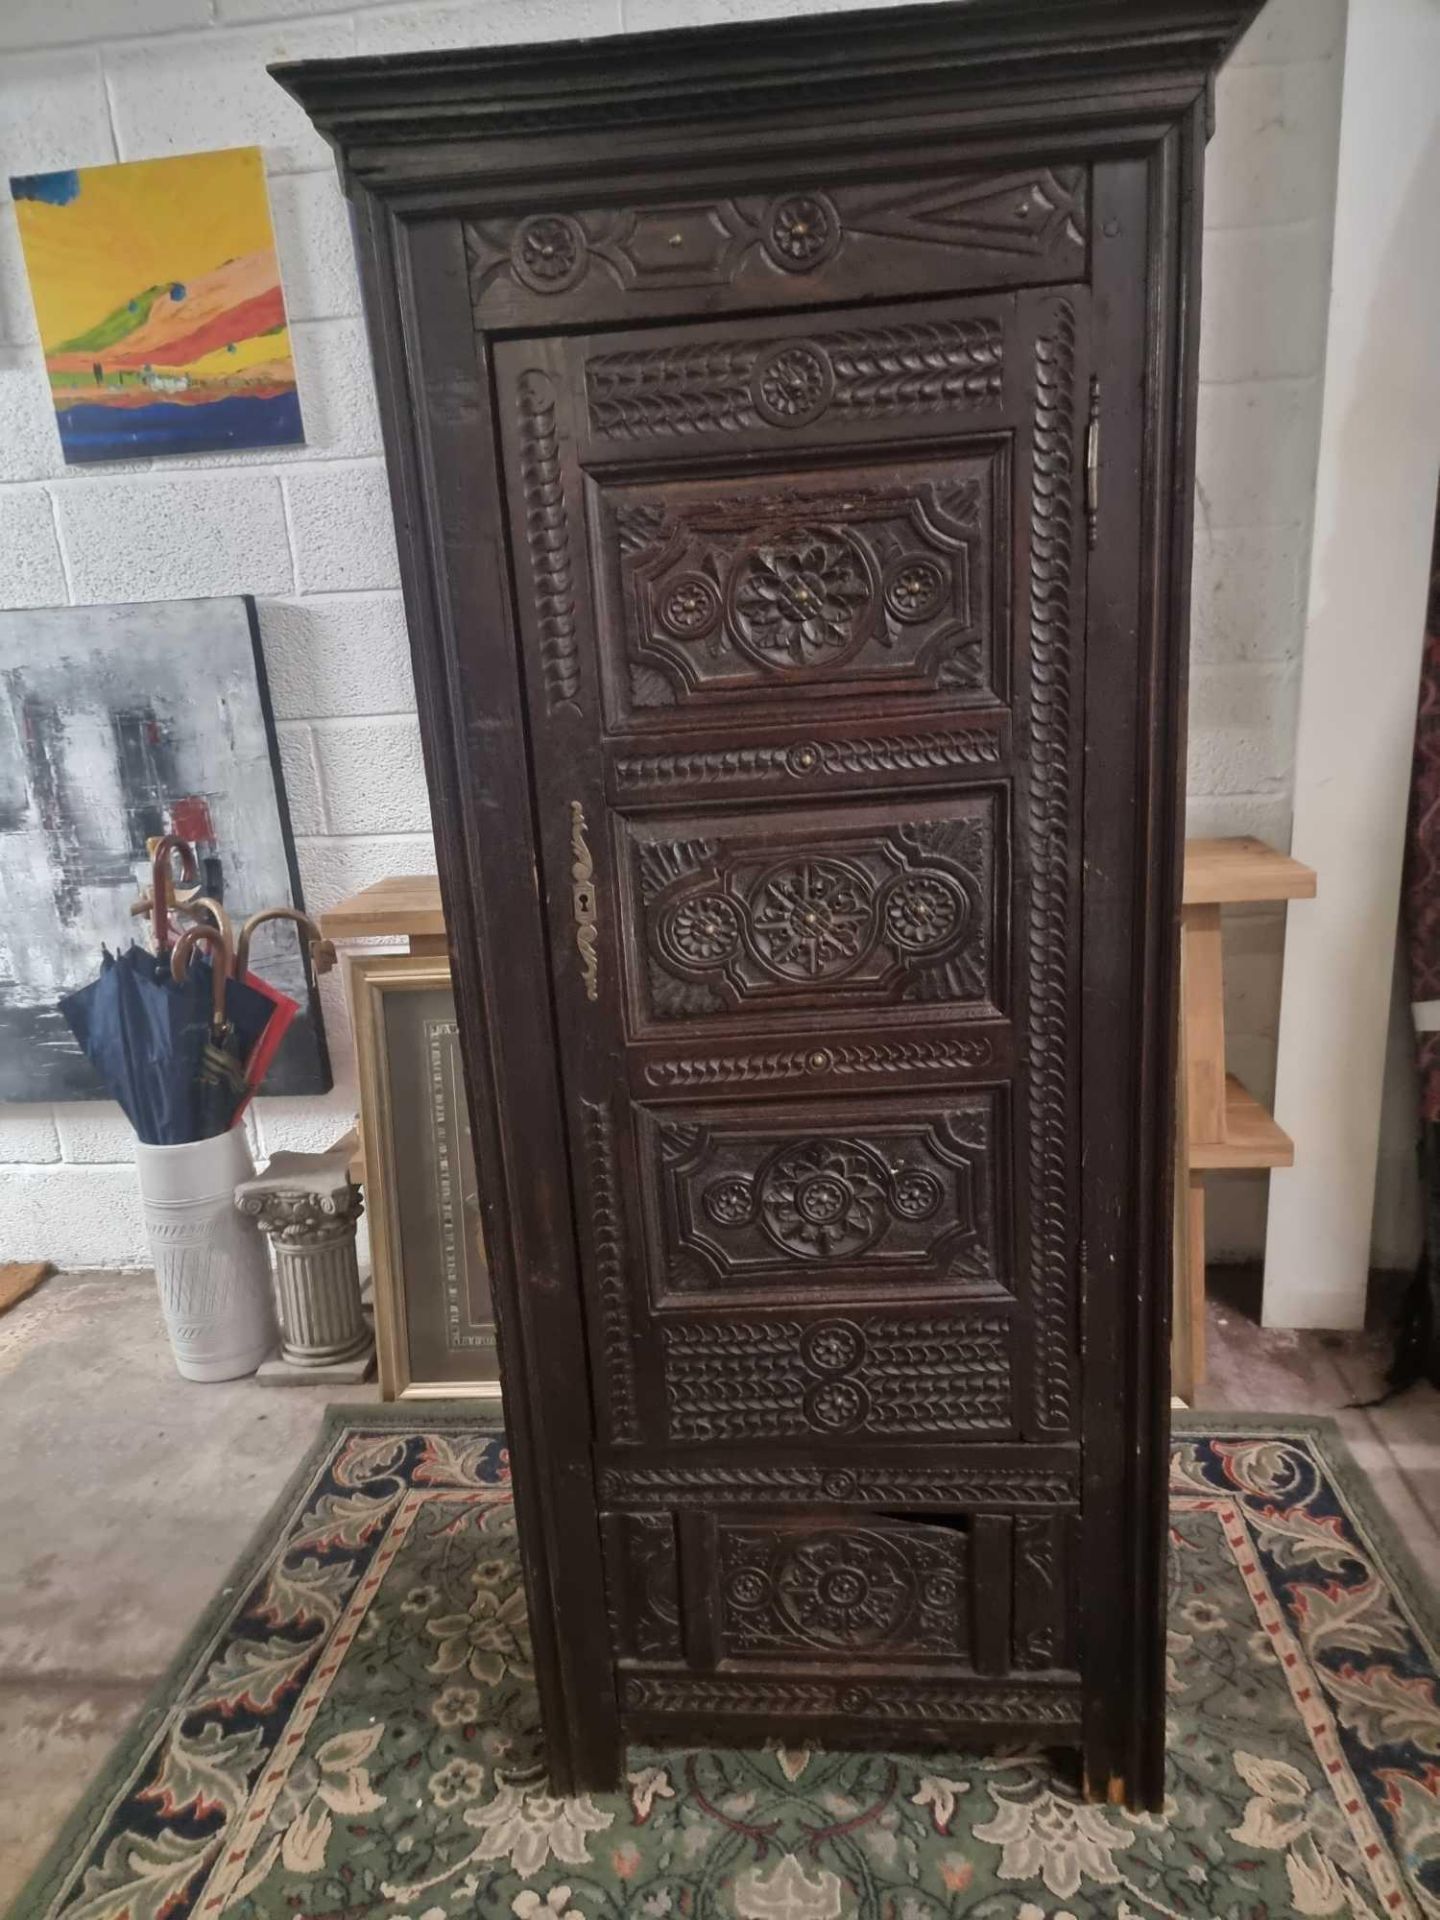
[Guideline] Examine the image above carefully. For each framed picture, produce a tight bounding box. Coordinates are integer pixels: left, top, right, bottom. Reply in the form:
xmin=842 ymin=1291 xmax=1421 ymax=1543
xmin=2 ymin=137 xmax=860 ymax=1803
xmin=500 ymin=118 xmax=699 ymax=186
xmin=0 ymin=595 xmax=329 ymax=1102
xmin=350 ymin=951 xmax=501 ymax=1401
xmin=10 ymin=147 xmax=304 ymax=464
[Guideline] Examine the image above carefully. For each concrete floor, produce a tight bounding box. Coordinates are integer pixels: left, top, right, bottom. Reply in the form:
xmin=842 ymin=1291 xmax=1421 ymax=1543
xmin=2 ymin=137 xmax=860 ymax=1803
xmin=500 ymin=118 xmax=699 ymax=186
xmin=1195 ymin=1274 xmax=1440 ymax=1589
xmin=0 ymin=1269 xmax=378 ymax=1907
xmin=0 ymin=1268 xmax=1437 ymax=1909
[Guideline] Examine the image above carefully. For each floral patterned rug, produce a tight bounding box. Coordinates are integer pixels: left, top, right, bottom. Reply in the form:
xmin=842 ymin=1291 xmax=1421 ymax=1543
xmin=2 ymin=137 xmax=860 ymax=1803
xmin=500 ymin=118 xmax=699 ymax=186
xmin=12 ymin=1411 xmax=1440 ymax=1920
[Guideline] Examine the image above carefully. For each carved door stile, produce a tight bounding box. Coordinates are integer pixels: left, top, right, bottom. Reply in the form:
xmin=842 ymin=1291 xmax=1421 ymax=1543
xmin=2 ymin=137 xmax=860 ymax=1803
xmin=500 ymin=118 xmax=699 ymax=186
xmin=1008 ymin=287 xmax=1092 ymax=1444
xmin=493 ymin=335 xmax=644 ymax=1448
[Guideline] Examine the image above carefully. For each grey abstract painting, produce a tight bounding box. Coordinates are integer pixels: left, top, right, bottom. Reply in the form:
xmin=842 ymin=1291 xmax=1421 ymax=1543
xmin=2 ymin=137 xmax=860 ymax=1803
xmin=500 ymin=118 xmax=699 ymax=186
xmin=0 ymin=596 xmax=329 ymax=1103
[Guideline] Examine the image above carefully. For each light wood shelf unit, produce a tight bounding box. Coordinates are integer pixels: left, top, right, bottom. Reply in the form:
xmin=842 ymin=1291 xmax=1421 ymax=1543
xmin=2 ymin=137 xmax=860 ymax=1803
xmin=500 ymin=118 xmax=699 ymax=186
xmin=317 ymin=875 xmax=447 ymax=951
xmin=1174 ymin=837 xmax=1316 ymax=1399
xmin=1188 ymin=1077 xmax=1295 ymax=1172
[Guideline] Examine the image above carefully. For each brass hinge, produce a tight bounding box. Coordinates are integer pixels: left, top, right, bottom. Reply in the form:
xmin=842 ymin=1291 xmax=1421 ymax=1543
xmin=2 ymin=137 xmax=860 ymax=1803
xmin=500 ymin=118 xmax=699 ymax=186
xmin=1085 ymin=375 xmax=1100 ymax=549
xmin=570 ymin=800 xmax=599 ymax=1002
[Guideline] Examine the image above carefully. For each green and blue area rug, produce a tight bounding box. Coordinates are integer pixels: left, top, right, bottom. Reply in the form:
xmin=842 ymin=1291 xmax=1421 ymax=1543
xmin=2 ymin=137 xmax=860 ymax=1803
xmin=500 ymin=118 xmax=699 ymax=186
xmin=12 ymin=1413 xmax=1440 ymax=1920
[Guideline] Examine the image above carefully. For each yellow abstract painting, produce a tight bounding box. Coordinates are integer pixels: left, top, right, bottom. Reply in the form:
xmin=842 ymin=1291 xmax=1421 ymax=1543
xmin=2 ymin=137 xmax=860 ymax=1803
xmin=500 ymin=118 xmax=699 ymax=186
xmin=10 ymin=146 xmax=304 ymax=464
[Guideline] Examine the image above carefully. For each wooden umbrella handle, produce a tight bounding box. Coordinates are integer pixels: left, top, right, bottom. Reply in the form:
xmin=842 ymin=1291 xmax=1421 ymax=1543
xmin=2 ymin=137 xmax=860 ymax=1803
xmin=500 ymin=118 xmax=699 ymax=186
xmin=177 ymin=896 xmax=236 ymax=965
xmin=235 ymin=906 xmax=335 ymax=980
xmin=147 ymin=836 xmax=198 ymax=955
xmin=170 ymin=923 xmax=230 ymax=1026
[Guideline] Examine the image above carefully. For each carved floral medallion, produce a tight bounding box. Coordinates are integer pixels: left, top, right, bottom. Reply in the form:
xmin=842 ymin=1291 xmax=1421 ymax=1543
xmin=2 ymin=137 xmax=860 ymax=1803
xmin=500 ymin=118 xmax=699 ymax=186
xmin=729 ymin=528 xmax=873 ymax=666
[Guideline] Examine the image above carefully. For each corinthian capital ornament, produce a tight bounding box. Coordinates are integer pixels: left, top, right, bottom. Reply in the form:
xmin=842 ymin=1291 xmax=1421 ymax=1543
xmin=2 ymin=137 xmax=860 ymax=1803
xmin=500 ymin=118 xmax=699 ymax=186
xmin=236 ymin=1148 xmax=373 ymax=1382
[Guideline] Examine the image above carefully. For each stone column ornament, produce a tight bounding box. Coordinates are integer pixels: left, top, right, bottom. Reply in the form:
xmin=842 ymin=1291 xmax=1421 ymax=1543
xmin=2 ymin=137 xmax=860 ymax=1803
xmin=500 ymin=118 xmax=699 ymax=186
xmin=235 ymin=1148 xmax=374 ymax=1384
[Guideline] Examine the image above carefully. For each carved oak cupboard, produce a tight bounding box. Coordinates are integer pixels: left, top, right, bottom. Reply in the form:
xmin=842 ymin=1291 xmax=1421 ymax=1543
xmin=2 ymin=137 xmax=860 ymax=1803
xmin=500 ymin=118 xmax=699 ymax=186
xmin=277 ymin=0 xmax=1261 ymax=1806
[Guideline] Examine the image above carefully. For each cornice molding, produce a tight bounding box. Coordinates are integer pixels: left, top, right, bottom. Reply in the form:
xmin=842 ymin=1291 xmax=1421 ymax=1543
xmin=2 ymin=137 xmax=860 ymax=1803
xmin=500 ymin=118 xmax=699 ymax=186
xmin=272 ymin=0 xmax=1261 ymax=190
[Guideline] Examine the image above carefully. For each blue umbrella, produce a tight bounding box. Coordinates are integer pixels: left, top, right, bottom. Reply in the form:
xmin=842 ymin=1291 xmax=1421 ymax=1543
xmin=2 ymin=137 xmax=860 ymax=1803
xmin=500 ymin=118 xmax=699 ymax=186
xmin=59 ymin=940 xmax=273 ymax=1145
xmin=172 ymin=925 xmax=276 ymax=1142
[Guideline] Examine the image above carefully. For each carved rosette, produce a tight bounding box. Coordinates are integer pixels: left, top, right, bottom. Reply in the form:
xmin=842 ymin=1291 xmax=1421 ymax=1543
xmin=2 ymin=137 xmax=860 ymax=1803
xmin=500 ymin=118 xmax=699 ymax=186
xmin=751 ymin=342 xmax=836 ymax=427
xmin=718 ymin=1520 xmax=967 ymax=1659
xmin=510 ymin=213 xmax=587 ymax=293
xmin=764 ymin=191 xmax=841 ymax=271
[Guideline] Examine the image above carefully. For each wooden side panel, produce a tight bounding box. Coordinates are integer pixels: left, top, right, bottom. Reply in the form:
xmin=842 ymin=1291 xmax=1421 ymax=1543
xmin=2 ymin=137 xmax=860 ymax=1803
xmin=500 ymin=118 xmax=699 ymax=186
xmin=353 ymin=205 xmax=620 ymax=1790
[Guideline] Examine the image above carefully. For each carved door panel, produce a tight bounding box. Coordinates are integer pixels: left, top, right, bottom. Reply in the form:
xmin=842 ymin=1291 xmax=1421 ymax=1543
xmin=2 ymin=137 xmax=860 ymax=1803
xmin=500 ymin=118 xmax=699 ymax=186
xmin=493 ymin=287 xmax=1087 ymax=1457
xmin=601 ymin=1503 xmax=1075 ymax=1693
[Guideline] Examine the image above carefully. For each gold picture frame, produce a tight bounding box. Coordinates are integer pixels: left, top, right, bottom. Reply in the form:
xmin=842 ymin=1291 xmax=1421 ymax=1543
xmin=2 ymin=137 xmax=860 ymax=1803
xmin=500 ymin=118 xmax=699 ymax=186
xmin=350 ymin=950 xmax=502 ymax=1402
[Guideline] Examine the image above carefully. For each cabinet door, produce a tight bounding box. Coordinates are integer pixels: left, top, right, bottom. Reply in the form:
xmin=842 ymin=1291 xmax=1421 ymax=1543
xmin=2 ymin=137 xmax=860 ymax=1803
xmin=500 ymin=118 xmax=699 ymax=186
xmin=494 ymin=288 xmax=1088 ymax=1453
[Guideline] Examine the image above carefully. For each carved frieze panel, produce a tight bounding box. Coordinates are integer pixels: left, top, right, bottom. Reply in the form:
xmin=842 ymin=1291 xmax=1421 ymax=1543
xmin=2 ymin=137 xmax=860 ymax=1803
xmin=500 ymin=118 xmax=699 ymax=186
xmin=596 ymin=460 xmax=1000 ymax=713
xmin=619 ymin=1673 xmax=1081 ymax=1729
xmin=613 ymin=726 xmax=1004 ymax=793
xmin=623 ymin=798 xmax=999 ymax=1027
xmin=659 ymin=1312 xmax=1012 ymax=1442
xmin=637 ymin=1095 xmax=1000 ymax=1300
xmin=464 ymin=169 xmax=1086 ymax=323
xmin=642 ymin=1034 xmax=996 ymax=1092
xmin=596 ymin=1459 xmax=1080 ymax=1510
xmin=586 ymin=317 xmax=1003 ymax=442
xmin=716 ymin=1518 xmax=970 ymax=1662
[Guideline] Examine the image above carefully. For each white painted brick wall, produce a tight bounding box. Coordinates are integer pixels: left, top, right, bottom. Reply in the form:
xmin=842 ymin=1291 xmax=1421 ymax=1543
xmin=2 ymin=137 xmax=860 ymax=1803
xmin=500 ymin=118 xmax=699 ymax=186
xmin=1190 ymin=0 xmax=1347 ymax=1257
xmin=0 ymin=0 xmax=1344 ymax=1268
